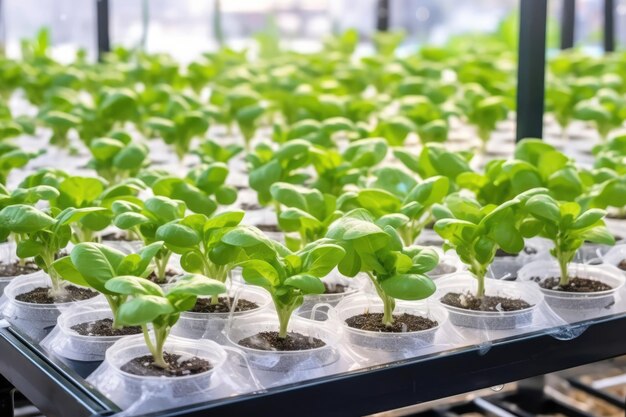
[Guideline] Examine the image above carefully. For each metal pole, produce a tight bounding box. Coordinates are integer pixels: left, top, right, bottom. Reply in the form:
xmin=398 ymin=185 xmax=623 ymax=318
xmin=376 ymin=0 xmax=390 ymax=31
xmin=96 ymin=0 xmax=110 ymax=61
xmin=516 ymin=0 xmax=548 ymax=142
xmin=560 ymin=0 xmax=575 ymax=49
xmin=604 ymin=0 xmax=615 ymax=52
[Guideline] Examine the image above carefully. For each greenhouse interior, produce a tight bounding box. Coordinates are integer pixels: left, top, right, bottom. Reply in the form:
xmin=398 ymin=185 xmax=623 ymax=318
xmin=1 ymin=0 xmax=626 ymax=416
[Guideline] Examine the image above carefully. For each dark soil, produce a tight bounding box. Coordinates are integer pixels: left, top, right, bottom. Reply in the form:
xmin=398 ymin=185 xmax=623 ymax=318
xmin=618 ymin=260 xmax=626 ymax=271
xmin=345 ymin=313 xmax=438 ymax=333
xmin=146 ymin=269 xmax=179 ymax=284
xmin=71 ymin=318 xmax=141 ymax=337
xmin=121 ymin=352 xmax=212 ymax=377
xmin=323 ymin=282 xmax=348 ymax=294
xmin=0 ymin=261 xmax=39 ymax=277
xmin=238 ymin=331 xmax=325 ymax=351
xmin=255 ymin=224 xmax=280 ymax=233
xmin=15 ymin=286 xmax=98 ymax=304
xmin=190 ymin=297 xmax=259 ymax=313
xmin=495 ymin=246 xmax=537 ymax=257
xmin=441 ymin=292 xmax=532 ymax=312
xmin=100 ymin=232 xmax=132 ymax=242
xmin=234 ymin=185 xmax=248 ymax=191
xmin=240 ymin=202 xmax=262 ymax=211
xmin=607 ymin=213 xmax=626 ymax=220
xmin=537 ymin=277 xmax=613 ymax=293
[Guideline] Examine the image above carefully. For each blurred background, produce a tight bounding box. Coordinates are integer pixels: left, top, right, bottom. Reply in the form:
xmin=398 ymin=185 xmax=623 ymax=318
xmin=0 ymin=0 xmax=624 ymax=62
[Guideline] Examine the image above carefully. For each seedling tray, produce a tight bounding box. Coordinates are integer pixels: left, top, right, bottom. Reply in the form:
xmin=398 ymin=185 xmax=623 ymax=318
xmin=2 ymin=312 xmax=626 ymax=416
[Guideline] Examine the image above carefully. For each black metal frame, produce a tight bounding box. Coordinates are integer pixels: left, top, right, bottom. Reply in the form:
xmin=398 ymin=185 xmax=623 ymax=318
xmin=604 ymin=0 xmax=615 ymax=52
xmin=515 ymin=0 xmax=548 ymax=142
xmin=3 ymin=312 xmax=626 ymax=417
xmin=96 ymin=0 xmax=110 ymax=61
xmin=376 ymin=0 xmax=390 ymax=31
xmin=561 ymin=0 xmax=576 ymax=50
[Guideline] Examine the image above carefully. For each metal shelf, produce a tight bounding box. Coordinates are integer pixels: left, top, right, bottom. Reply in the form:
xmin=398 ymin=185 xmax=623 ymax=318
xmin=2 ymin=313 xmax=626 ymax=417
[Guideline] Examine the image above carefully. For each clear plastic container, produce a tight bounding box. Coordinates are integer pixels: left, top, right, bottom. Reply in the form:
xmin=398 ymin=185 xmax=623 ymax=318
xmin=171 ymin=285 xmax=272 ymax=343
xmin=602 ymin=243 xmax=626 ymax=271
xmin=0 ymin=241 xmax=41 ymax=296
xmin=435 ymin=274 xmax=543 ymax=330
xmin=518 ymin=260 xmax=625 ymax=310
xmin=605 ymin=217 xmax=626 ymax=241
xmin=488 ymin=237 xmax=553 ymax=280
xmin=226 ymin=313 xmax=342 ymax=388
xmin=89 ymin=335 xmax=228 ymax=410
xmin=296 ymin=269 xmax=363 ymax=320
xmin=334 ymin=295 xmax=447 ymax=361
xmin=1 ymin=272 xmax=97 ymax=342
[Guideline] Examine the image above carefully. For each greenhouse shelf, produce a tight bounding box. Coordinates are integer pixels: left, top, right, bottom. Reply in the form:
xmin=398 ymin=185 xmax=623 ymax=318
xmin=2 ymin=313 xmax=626 ymax=417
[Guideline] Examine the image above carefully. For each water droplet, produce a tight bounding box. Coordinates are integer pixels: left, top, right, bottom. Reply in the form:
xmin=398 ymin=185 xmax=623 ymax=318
xmin=491 ymin=384 xmax=504 ymax=392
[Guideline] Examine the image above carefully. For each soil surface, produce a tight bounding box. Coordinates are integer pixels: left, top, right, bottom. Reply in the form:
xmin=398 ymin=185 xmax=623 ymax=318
xmin=15 ymin=286 xmax=98 ymax=304
xmin=146 ymin=269 xmax=180 ymax=284
xmin=240 ymin=202 xmax=262 ymax=211
xmin=121 ymin=352 xmax=212 ymax=377
xmin=71 ymin=318 xmax=141 ymax=336
xmin=255 ymin=224 xmax=281 ymax=233
xmin=619 ymin=260 xmax=626 ymax=271
xmin=238 ymin=331 xmax=325 ymax=351
xmin=537 ymin=277 xmax=613 ymax=292
xmin=441 ymin=292 xmax=532 ymax=311
xmin=323 ymin=282 xmax=348 ymax=294
xmin=345 ymin=313 xmax=438 ymax=333
xmin=0 ymin=261 xmax=39 ymax=277
xmin=100 ymin=232 xmax=133 ymax=242
xmin=607 ymin=213 xmax=626 ymax=220
xmin=190 ymin=297 xmax=259 ymax=313
xmin=495 ymin=246 xmax=537 ymax=257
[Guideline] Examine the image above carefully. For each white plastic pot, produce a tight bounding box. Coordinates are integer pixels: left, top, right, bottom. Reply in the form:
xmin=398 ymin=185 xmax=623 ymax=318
xmin=88 ymin=335 xmax=228 ymax=410
xmin=435 ymin=274 xmax=543 ymax=330
xmin=488 ymin=238 xmax=553 ymax=279
xmin=334 ymin=295 xmax=447 ymax=361
xmin=1 ymin=272 xmax=97 ymax=342
xmin=603 ymin=244 xmax=626 ymax=271
xmin=518 ymin=260 xmax=625 ymax=310
xmin=171 ymin=285 xmax=272 ymax=343
xmin=0 ymin=242 xmax=40 ymax=296
xmin=226 ymin=313 xmax=342 ymax=388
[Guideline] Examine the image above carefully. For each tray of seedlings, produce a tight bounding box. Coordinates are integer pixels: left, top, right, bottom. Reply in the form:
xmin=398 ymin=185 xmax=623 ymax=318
xmin=1 ymin=26 xmax=626 ymax=417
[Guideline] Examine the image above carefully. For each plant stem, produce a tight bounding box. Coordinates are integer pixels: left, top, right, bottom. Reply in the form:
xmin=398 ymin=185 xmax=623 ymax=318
xmin=367 ymin=272 xmax=396 ymax=326
xmin=470 ymin=261 xmax=487 ymax=298
xmin=155 ymin=251 xmax=172 ymax=283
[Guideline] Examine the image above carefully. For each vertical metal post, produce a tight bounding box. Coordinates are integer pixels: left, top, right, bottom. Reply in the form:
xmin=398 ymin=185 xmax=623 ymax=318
xmin=561 ymin=0 xmax=575 ymax=49
xmin=96 ymin=0 xmax=110 ymax=61
xmin=0 ymin=375 xmax=14 ymax=417
xmin=604 ymin=0 xmax=615 ymax=52
xmin=516 ymin=0 xmax=548 ymax=142
xmin=376 ymin=0 xmax=390 ymax=31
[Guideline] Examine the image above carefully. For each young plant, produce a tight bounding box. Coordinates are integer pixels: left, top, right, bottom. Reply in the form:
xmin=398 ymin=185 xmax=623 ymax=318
xmin=105 ymin=274 xmax=226 ymax=368
xmin=247 ymin=139 xmax=311 ymax=206
xmin=433 ymin=190 xmax=544 ymax=297
xmin=459 ymin=84 xmax=509 ymax=151
xmin=338 ymin=169 xmax=450 ymax=245
xmin=574 ymin=89 xmax=625 ymax=141
xmin=216 ymin=225 xmax=345 ymax=338
xmin=141 ymin=163 xmax=237 ymax=216
xmin=39 ymin=110 xmax=80 ymax=148
xmin=112 ymin=196 xmax=186 ymax=283
xmin=326 ymin=209 xmax=438 ymax=326
xmin=51 ymin=242 xmax=164 ymax=327
xmin=522 ymin=194 xmax=614 ymax=286
xmin=394 ymin=143 xmax=474 ymax=188
xmin=146 ymin=94 xmax=209 ymax=161
xmin=0 ymin=205 xmax=105 ymax=293
xmin=155 ymin=210 xmax=244 ymax=297
xmin=88 ymin=132 xmax=148 ymax=182
xmin=194 ymin=139 xmax=243 ymax=164
xmin=270 ymin=182 xmax=342 ymax=250
xmin=0 ymin=143 xmax=42 ymax=185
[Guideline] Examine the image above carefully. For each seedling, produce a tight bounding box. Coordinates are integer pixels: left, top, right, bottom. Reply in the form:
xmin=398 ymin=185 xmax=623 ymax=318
xmin=433 ymin=190 xmax=544 ymax=297
xmin=51 ymin=242 xmax=164 ymax=327
xmin=88 ymin=131 xmax=148 ymax=182
xmin=523 ymin=194 xmax=614 ymax=286
xmin=216 ymin=225 xmax=345 ymax=338
xmin=0 ymin=204 xmax=106 ymax=293
xmin=113 ymin=196 xmax=186 ymax=283
xmin=326 ymin=209 xmax=438 ymax=326
xmin=106 ymin=274 xmax=226 ymax=368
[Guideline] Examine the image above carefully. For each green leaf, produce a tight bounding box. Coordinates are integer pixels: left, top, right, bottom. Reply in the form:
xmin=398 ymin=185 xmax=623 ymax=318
xmin=166 ymin=274 xmax=226 ymax=297
xmin=105 ymin=275 xmax=164 ymax=296
xmin=380 ymin=274 xmax=436 ymax=301
xmin=116 ymin=295 xmax=175 ymax=326
xmin=284 ymin=274 xmax=325 ymax=294
xmin=0 ymin=205 xmax=55 ymax=233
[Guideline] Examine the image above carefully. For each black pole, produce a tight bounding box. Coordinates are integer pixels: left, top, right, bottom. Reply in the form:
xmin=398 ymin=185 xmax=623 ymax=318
xmin=96 ymin=0 xmax=110 ymax=61
xmin=376 ymin=0 xmax=390 ymax=31
xmin=516 ymin=0 xmax=548 ymax=142
xmin=560 ymin=0 xmax=575 ymax=49
xmin=604 ymin=0 xmax=615 ymax=52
